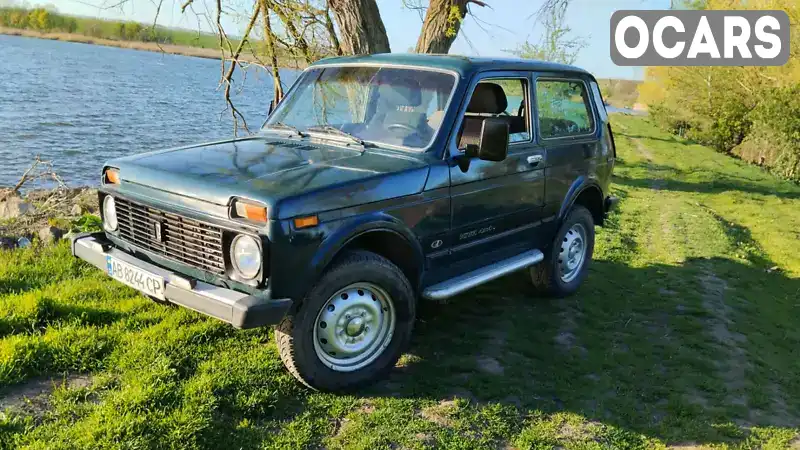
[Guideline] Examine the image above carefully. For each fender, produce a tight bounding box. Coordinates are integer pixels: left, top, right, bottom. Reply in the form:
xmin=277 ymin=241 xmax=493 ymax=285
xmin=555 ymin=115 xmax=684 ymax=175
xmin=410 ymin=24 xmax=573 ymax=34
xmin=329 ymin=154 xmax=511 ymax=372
xmin=556 ymin=176 xmax=603 ymax=225
xmin=309 ymin=211 xmax=425 ymax=286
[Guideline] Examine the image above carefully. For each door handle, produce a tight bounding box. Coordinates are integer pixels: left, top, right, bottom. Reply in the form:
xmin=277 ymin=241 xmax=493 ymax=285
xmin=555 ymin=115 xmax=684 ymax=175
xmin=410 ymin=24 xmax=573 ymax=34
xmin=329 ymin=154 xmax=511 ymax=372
xmin=527 ymin=155 xmax=543 ymax=166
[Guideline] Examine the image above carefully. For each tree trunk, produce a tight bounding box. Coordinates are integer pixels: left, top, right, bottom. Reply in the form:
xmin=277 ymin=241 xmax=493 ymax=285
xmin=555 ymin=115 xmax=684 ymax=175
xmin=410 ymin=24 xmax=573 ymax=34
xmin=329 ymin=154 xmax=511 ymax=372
xmin=324 ymin=6 xmax=343 ymax=56
xmin=258 ymin=0 xmax=283 ymax=102
xmin=328 ymin=0 xmax=390 ymax=55
xmin=415 ymin=0 xmax=485 ymax=54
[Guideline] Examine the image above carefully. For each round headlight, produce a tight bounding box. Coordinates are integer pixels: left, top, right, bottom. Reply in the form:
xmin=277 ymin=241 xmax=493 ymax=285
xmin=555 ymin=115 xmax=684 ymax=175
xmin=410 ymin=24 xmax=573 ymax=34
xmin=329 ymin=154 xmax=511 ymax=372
xmin=231 ymin=234 xmax=261 ymax=280
xmin=103 ymin=196 xmax=118 ymax=231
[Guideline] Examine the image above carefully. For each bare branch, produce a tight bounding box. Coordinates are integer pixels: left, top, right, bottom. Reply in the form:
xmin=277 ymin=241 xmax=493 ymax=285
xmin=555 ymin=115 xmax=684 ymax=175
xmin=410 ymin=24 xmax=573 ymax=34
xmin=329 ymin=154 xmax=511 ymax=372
xmin=528 ymin=0 xmax=569 ymax=22
xmin=220 ymin=3 xmax=262 ymax=134
xmin=269 ymin=0 xmax=314 ymax=63
xmin=13 ymin=157 xmax=41 ymax=194
xmin=180 ymin=0 xmax=193 ymax=13
xmin=12 ymin=156 xmax=68 ymax=195
xmin=258 ymin=0 xmax=284 ymax=102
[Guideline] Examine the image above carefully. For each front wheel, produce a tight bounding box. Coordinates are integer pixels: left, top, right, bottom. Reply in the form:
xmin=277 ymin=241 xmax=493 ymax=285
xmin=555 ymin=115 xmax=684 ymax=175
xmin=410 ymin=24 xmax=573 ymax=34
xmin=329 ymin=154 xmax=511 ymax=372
xmin=530 ymin=205 xmax=595 ymax=297
xmin=275 ymin=250 xmax=415 ymax=391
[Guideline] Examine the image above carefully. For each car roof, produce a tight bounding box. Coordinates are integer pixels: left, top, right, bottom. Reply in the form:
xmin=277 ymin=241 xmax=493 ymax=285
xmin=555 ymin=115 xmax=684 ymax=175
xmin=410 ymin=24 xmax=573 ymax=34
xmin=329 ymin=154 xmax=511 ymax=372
xmin=308 ymin=53 xmax=594 ymax=79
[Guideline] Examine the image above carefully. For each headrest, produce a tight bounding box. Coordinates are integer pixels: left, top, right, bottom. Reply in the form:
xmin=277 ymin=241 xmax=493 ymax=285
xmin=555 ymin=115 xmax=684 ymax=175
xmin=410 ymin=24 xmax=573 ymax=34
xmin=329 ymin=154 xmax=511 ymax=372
xmin=467 ymin=83 xmax=508 ymax=114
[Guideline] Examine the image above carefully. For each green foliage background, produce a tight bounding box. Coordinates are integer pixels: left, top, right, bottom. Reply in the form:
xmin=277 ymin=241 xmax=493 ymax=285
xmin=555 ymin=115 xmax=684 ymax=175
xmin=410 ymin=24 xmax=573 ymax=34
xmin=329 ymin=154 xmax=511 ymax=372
xmin=0 ymin=6 xmax=221 ymax=48
xmin=638 ymin=0 xmax=800 ymax=182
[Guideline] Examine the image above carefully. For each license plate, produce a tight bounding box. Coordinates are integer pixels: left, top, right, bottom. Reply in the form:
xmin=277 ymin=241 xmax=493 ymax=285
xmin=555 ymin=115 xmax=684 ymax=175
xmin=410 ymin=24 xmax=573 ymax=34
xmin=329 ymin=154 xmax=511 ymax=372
xmin=106 ymin=255 xmax=166 ymax=300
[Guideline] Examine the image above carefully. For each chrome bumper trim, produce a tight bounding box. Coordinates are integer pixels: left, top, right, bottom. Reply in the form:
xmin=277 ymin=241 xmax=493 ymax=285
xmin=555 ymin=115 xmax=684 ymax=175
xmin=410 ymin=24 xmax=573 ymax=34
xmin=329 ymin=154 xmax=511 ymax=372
xmin=71 ymin=233 xmax=290 ymax=328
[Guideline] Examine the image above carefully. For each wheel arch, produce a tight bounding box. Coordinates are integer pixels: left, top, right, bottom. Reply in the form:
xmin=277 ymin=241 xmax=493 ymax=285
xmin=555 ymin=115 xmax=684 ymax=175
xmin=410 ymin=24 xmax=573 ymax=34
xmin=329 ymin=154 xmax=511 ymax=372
xmin=309 ymin=214 xmax=425 ymax=299
xmin=558 ymin=177 xmax=605 ymax=227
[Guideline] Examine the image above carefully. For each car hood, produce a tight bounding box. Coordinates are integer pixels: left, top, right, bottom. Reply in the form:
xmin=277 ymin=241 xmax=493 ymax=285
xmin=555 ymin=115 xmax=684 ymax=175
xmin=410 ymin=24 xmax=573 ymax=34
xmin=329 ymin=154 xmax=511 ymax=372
xmin=110 ymin=135 xmax=431 ymax=219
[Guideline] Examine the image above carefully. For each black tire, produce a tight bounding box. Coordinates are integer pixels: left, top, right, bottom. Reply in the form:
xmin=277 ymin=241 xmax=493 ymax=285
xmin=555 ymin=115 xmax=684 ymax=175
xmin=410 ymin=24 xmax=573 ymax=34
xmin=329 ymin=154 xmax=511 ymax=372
xmin=530 ymin=205 xmax=595 ymax=297
xmin=275 ymin=250 xmax=415 ymax=391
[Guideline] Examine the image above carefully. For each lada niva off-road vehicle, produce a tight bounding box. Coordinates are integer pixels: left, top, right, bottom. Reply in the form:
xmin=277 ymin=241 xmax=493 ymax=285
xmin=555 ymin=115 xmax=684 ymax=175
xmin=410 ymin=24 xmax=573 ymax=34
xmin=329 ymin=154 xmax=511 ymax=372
xmin=73 ymin=54 xmax=617 ymax=391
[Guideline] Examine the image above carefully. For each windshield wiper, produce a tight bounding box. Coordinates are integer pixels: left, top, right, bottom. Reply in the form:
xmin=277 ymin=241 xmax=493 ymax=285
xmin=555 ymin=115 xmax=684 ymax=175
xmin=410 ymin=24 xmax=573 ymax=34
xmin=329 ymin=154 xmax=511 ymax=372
xmin=265 ymin=122 xmax=306 ymax=137
xmin=306 ymin=125 xmax=373 ymax=148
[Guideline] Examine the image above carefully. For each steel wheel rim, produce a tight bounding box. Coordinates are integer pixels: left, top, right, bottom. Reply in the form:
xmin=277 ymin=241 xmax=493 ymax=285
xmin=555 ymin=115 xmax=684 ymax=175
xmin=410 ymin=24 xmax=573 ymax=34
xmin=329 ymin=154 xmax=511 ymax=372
xmin=558 ymin=223 xmax=587 ymax=283
xmin=313 ymin=282 xmax=396 ymax=372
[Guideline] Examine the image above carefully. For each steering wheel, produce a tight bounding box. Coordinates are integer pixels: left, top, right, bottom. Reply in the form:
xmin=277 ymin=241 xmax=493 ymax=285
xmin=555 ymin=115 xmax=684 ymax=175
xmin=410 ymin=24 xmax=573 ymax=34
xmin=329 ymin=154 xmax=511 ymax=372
xmin=387 ymin=123 xmax=417 ymax=133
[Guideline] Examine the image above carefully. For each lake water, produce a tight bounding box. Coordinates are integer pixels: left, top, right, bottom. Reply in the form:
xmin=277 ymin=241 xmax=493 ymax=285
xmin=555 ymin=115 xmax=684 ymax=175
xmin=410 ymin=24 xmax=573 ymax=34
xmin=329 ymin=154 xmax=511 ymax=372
xmin=0 ymin=34 xmax=296 ymax=187
xmin=0 ymin=35 xmax=647 ymax=188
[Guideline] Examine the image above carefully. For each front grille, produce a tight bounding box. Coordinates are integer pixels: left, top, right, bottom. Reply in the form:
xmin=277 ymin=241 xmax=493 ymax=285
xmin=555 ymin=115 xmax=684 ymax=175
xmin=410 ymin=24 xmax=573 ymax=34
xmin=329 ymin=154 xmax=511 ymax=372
xmin=114 ymin=197 xmax=226 ymax=274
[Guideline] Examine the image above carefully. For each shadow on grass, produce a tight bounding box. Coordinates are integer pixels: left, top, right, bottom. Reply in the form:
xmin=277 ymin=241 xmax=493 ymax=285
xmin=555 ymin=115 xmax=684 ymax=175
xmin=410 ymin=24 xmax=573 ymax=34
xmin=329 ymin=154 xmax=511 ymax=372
xmin=613 ymin=166 xmax=800 ymax=200
xmin=618 ymin=133 xmax=690 ymax=145
xmin=369 ymin=256 xmax=800 ymax=446
xmin=0 ymin=298 xmax=127 ymax=338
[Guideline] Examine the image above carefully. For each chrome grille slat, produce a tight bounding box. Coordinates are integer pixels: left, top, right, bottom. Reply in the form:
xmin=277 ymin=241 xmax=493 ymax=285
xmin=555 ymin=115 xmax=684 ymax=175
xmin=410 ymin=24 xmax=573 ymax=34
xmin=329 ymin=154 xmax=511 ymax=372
xmin=162 ymin=223 xmax=222 ymax=242
xmin=162 ymin=220 xmax=222 ymax=238
xmin=117 ymin=226 xmax=225 ymax=272
xmin=114 ymin=197 xmax=226 ymax=274
xmin=162 ymin=229 xmax=223 ymax=252
xmin=117 ymin=225 xmax=225 ymax=265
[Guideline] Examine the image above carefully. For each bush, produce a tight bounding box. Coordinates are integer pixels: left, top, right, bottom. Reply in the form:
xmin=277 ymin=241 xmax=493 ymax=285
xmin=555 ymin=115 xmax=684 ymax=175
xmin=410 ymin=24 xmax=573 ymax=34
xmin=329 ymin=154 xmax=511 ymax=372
xmin=694 ymin=95 xmax=752 ymax=153
xmin=734 ymin=85 xmax=800 ymax=182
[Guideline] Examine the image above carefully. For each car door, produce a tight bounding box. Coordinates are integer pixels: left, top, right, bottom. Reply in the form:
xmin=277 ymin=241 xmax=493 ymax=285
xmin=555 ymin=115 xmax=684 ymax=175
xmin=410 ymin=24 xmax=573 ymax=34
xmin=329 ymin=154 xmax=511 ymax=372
xmin=443 ymin=71 xmax=547 ymax=274
xmin=533 ymin=74 xmax=601 ymax=224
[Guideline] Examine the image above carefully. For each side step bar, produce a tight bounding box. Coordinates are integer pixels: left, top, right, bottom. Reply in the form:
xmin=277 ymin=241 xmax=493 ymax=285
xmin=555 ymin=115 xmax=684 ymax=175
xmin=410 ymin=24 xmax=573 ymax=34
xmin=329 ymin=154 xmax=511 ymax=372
xmin=422 ymin=249 xmax=545 ymax=301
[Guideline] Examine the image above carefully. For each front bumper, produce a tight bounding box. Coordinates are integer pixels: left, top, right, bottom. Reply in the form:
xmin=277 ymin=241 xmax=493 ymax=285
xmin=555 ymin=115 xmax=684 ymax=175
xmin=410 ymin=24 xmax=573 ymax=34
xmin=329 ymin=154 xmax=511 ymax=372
xmin=71 ymin=233 xmax=291 ymax=329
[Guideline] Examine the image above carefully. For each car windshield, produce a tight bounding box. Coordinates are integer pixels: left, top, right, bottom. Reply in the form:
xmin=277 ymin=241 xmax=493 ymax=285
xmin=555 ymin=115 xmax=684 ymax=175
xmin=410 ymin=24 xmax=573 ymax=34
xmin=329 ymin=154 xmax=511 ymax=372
xmin=264 ymin=66 xmax=457 ymax=150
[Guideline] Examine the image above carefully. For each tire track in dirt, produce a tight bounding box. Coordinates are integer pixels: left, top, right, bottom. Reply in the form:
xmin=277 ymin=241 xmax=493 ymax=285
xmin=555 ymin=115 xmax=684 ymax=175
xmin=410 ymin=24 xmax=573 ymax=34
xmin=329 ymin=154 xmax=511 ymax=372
xmin=632 ymin=138 xmax=667 ymax=190
xmin=698 ymin=267 xmax=797 ymax=426
xmin=697 ymin=268 xmax=751 ymax=412
xmin=554 ymin=298 xmax=586 ymax=356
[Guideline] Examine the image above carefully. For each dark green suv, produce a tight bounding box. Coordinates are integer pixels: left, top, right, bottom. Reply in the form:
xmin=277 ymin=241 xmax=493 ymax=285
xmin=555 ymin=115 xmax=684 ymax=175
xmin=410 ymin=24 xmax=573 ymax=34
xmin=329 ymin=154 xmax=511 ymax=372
xmin=73 ymin=54 xmax=617 ymax=391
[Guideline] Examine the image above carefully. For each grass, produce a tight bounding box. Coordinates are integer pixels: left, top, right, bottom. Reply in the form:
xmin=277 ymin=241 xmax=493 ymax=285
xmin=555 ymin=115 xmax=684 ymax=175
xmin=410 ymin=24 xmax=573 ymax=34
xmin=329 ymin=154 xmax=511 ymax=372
xmin=0 ymin=114 xmax=799 ymax=449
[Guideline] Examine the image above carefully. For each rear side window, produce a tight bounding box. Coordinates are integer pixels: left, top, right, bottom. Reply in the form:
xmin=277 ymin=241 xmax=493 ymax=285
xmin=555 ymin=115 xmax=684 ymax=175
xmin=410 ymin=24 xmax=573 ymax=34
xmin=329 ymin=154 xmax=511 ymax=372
xmin=589 ymin=81 xmax=609 ymax=123
xmin=535 ymin=79 xmax=595 ymax=139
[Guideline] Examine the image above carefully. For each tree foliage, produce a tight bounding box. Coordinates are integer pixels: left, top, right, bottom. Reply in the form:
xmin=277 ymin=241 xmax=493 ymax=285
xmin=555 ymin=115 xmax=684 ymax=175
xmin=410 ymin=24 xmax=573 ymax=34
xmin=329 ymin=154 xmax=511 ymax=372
xmin=507 ymin=3 xmax=586 ymax=65
xmin=638 ymin=0 xmax=800 ymax=181
xmin=0 ymin=6 xmax=205 ymax=45
xmin=202 ymin=0 xmax=500 ymax=132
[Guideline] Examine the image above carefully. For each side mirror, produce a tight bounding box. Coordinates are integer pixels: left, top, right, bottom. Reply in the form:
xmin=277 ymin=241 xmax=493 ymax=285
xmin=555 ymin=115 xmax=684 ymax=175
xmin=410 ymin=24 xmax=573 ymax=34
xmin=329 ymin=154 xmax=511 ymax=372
xmin=466 ymin=118 xmax=509 ymax=162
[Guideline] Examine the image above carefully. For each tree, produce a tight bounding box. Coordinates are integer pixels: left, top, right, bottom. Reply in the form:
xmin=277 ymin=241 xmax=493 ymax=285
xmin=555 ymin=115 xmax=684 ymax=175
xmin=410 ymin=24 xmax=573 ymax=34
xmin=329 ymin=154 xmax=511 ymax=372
xmin=28 ymin=8 xmax=51 ymax=30
xmin=638 ymin=0 xmax=800 ymax=180
xmin=152 ymin=0 xmax=573 ymax=133
xmin=508 ymin=3 xmax=586 ymax=65
xmin=328 ymin=0 xmax=390 ymax=54
xmin=115 ymin=21 xmax=126 ymax=39
xmin=415 ymin=0 xmax=486 ymax=54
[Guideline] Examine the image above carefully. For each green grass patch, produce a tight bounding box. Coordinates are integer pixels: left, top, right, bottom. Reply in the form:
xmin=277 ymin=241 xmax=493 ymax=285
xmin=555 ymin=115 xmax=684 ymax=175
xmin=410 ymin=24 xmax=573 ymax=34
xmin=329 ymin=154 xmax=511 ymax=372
xmin=0 ymin=114 xmax=798 ymax=448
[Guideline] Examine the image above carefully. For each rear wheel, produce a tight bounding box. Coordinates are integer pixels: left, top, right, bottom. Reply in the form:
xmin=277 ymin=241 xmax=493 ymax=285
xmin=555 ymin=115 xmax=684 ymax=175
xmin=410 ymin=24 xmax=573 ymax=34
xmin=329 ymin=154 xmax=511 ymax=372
xmin=275 ymin=250 xmax=415 ymax=391
xmin=530 ymin=205 xmax=595 ymax=297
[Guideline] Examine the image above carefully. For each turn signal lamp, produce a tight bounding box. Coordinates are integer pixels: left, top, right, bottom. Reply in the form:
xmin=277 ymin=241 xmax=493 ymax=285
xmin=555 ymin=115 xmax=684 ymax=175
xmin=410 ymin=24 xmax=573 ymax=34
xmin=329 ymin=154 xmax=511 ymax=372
xmin=104 ymin=167 xmax=120 ymax=185
xmin=232 ymin=199 xmax=268 ymax=223
xmin=293 ymin=215 xmax=319 ymax=229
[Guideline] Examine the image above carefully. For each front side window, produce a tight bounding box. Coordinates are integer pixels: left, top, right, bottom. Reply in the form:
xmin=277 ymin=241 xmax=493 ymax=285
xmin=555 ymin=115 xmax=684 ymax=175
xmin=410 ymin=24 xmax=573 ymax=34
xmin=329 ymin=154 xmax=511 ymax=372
xmin=536 ymin=79 xmax=595 ymax=139
xmin=265 ymin=66 xmax=457 ymax=150
xmin=457 ymin=77 xmax=531 ymax=149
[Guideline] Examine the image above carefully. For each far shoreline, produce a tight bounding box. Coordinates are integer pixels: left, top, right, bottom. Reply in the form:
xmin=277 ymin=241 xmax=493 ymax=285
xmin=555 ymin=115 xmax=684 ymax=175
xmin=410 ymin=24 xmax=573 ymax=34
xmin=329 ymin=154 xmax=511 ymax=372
xmin=0 ymin=26 xmax=304 ymax=68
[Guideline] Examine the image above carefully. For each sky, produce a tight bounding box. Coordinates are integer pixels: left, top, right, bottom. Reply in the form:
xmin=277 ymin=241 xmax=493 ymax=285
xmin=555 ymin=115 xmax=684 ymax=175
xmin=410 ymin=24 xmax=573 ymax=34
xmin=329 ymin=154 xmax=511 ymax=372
xmin=25 ymin=0 xmax=671 ymax=80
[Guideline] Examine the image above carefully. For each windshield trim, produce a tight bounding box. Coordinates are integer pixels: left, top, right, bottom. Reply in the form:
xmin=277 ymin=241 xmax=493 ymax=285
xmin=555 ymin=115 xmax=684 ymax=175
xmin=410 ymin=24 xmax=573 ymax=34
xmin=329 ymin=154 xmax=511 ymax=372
xmin=264 ymin=63 xmax=461 ymax=153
